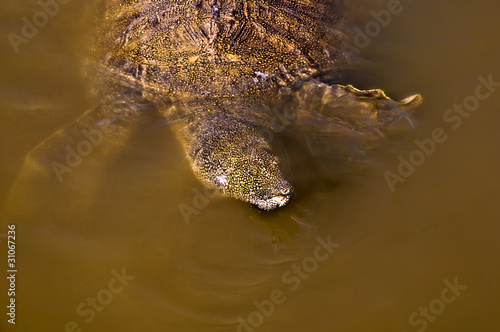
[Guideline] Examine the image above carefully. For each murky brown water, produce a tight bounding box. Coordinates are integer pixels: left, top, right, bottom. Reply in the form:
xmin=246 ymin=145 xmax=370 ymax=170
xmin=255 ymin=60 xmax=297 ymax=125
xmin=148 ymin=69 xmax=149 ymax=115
xmin=1 ymin=1 xmax=500 ymax=331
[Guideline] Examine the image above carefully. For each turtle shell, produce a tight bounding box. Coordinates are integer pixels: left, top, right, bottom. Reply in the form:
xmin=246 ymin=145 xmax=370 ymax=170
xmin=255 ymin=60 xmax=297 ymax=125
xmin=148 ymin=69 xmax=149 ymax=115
xmin=98 ymin=0 xmax=343 ymax=97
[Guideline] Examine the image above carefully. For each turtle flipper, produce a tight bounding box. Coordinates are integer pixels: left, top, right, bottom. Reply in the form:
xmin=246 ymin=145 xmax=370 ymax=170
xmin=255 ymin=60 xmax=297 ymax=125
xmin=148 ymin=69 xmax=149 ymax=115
xmin=274 ymin=80 xmax=422 ymax=173
xmin=4 ymin=87 xmax=160 ymax=218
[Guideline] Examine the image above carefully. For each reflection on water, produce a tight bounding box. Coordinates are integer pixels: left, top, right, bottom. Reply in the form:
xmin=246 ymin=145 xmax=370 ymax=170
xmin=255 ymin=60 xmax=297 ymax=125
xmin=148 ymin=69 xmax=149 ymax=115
xmin=1 ymin=1 xmax=500 ymax=331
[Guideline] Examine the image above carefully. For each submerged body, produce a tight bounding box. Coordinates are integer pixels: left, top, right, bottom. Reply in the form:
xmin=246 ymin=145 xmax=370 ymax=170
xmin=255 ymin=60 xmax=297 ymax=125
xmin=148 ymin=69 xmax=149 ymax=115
xmin=93 ymin=0 xmax=420 ymax=209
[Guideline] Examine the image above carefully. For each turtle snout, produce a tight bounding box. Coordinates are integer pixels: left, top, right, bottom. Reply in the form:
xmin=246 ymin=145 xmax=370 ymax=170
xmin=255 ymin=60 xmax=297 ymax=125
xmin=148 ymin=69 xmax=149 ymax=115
xmin=254 ymin=181 xmax=294 ymax=210
xmin=269 ymin=190 xmax=294 ymax=207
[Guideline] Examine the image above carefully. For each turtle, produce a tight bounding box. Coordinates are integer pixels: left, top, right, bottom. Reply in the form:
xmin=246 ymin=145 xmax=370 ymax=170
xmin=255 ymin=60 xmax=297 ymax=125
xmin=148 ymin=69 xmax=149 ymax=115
xmin=13 ymin=0 xmax=422 ymax=211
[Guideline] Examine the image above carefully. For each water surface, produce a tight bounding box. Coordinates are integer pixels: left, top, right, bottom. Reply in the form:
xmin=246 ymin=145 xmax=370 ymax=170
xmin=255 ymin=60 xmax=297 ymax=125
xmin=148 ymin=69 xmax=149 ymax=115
xmin=1 ymin=1 xmax=499 ymax=331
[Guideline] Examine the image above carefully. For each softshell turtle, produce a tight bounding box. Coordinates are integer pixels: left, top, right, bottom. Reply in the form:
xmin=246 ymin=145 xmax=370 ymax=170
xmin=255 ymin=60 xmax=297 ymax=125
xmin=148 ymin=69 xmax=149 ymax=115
xmin=17 ymin=0 xmax=421 ymax=211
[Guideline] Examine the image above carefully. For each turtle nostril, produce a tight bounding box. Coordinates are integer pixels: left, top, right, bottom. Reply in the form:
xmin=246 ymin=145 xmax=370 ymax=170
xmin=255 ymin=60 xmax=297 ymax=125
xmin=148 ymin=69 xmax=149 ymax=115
xmin=280 ymin=185 xmax=295 ymax=196
xmin=280 ymin=187 xmax=291 ymax=195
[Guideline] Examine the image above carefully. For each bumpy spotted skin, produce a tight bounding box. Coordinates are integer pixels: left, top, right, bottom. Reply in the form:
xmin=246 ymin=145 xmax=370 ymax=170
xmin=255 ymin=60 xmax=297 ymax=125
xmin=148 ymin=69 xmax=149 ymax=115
xmin=98 ymin=0 xmax=342 ymax=97
xmin=174 ymin=97 xmax=294 ymax=210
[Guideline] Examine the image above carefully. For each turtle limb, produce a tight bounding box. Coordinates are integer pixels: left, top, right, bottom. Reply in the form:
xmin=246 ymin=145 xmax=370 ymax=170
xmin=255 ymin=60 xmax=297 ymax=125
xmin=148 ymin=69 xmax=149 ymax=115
xmin=4 ymin=86 xmax=161 ymax=218
xmin=273 ymin=80 xmax=422 ymax=172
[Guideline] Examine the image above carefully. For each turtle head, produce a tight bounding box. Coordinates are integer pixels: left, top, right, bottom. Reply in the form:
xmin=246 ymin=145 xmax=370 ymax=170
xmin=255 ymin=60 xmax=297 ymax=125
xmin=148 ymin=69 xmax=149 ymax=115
xmin=213 ymin=147 xmax=294 ymax=210
xmin=185 ymin=117 xmax=294 ymax=210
